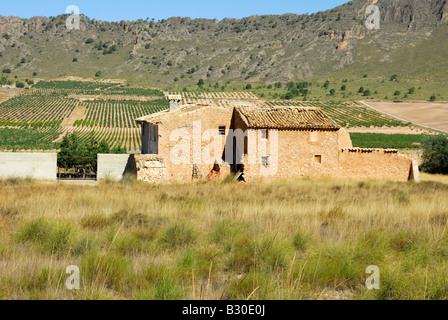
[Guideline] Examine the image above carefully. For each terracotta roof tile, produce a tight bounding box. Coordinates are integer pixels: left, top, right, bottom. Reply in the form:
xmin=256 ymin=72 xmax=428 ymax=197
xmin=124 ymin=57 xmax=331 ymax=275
xmin=236 ymin=106 xmax=341 ymax=130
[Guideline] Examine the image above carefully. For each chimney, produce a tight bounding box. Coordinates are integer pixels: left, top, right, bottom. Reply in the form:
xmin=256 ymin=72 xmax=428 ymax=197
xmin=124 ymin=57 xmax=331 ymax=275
xmin=168 ymin=95 xmax=182 ymax=112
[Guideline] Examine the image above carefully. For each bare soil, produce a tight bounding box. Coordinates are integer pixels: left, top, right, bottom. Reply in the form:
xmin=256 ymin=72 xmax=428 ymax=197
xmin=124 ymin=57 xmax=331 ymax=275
xmin=0 ymin=88 xmax=22 ymax=104
xmin=347 ymin=126 xmax=435 ymax=134
xmin=368 ymin=102 xmax=448 ymax=132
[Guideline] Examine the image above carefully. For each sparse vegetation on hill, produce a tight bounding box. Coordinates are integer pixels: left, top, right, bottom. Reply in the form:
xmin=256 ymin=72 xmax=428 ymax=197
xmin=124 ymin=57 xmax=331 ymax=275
xmin=0 ymin=0 xmax=447 ymax=100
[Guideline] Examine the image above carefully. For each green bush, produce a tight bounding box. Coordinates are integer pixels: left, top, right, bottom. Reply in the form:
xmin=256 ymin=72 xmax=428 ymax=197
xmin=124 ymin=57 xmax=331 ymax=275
xmin=16 ymin=219 xmax=75 ymax=254
xmin=420 ymin=135 xmax=448 ymax=174
xmin=159 ymin=223 xmax=197 ymax=249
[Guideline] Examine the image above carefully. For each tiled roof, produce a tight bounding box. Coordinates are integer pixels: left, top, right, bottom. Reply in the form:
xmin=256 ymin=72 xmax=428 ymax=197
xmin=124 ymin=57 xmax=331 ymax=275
xmin=236 ymin=106 xmax=341 ymax=130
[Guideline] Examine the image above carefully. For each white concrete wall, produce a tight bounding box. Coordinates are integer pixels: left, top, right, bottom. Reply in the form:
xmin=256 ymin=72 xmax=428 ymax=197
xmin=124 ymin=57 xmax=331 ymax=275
xmin=0 ymin=152 xmax=57 ymax=180
xmin=97 ymin=154 xmax=131 ymax=180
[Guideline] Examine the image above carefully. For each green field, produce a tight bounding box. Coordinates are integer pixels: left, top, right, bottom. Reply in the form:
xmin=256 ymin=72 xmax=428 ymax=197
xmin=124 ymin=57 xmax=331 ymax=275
xmin=0 ymin=127 xmax=63 ymax=151
xmin=350 ymin=133 xmax=432 ymax=149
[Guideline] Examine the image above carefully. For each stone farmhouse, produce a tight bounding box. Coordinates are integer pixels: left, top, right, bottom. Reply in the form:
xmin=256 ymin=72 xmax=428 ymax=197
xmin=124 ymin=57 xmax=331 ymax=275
xmin=134 ymin=98 xmax=419 ymax=183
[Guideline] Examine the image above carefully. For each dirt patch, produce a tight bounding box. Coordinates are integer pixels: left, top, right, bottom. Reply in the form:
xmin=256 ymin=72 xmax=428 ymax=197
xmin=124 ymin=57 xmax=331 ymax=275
xmin=368 ymin=102 xmax=448 ymax=132
xmin=61 ymin=105 xmax=86 ymax=127
xmin=53 ymin=76 xmax=126 ymax=85
xmin=68 ymin=95 xmax=162 ymax=102
xmin=347 ymin=126 xmax=435 ymax=134
xmin=0 ymin=88 xmax=22 ymax=104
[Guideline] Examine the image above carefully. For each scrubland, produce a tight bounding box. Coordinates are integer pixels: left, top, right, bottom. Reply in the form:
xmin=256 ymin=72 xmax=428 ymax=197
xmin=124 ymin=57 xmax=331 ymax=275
xmin=1 ymin=174 xmax=448 ymax=300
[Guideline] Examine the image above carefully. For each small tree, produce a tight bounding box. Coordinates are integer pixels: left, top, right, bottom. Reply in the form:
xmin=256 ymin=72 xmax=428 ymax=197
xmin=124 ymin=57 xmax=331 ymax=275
xmin=430 ymin=95 xmax=437 ymax=102
xmin=420 ymin=135 xmax=448 ymax=174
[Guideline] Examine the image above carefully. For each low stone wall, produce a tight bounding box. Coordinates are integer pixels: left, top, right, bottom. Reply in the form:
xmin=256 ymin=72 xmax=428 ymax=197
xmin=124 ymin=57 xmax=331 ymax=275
xmin=338 ymin=148 xmax=414 ymax=182
xmin=0 ymin=152 xmax=57 ymax=180
xmin=134 ymin=154 xmax=167 ymax=183
xmin=97 ymin=154 xmax=135 ymax=180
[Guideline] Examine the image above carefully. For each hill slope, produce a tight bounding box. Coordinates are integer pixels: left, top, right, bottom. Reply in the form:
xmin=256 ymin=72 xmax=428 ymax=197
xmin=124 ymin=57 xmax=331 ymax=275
xmin=0 ymin=0 xmax=447 ymax=86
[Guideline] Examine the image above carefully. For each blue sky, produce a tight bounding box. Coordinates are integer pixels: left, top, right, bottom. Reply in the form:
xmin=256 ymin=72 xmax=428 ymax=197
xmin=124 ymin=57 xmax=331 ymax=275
xmin=0 ymin=0 xmax=350 ymax=22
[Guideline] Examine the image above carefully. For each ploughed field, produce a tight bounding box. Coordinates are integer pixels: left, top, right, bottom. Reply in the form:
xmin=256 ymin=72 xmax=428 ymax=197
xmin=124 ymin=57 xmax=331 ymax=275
xmin=1 ymin=176 xmax=448 ymax=300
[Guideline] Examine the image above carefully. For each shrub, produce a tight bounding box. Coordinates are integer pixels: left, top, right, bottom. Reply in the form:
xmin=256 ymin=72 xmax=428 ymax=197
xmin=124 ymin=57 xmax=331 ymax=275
xmin=16 ymin=219 xmax=75 ymax=254
xmin=292 ymin=229 xmax=311 ymax=251
xmin=80 ymin=213 xmax=110 ymax=229
xmin=159 ymin=223 xmax=197 ymax=249
xmin=420 ymin=135 xmax=448 ymax=174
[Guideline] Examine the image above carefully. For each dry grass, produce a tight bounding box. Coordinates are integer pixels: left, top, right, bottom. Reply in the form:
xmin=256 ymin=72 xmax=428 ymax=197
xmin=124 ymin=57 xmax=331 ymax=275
xmin=1 ymin=176 xmax=448 ymax=300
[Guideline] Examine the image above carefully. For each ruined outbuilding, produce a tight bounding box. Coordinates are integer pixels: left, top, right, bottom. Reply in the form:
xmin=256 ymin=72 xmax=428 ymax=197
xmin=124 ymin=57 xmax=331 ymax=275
xmin=134 ymin=102 xmax=418 ymax=183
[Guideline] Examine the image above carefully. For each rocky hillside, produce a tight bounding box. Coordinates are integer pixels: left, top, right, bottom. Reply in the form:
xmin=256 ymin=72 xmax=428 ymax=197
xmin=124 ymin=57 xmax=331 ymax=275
xmin=0 ymin=0 xmax=447 ymax=85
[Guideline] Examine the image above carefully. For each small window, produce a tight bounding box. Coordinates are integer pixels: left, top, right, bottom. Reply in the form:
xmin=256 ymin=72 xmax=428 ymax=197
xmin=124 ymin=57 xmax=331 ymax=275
xmin=219 ymin=126 xmax=226 ymax=135
xmin=262 ymin=156 xmax=269 ymax=167
xmin=261 ymin=129 xmax=268 ymax=140
xmin=314 ymin=155 xmax=322 ymax=164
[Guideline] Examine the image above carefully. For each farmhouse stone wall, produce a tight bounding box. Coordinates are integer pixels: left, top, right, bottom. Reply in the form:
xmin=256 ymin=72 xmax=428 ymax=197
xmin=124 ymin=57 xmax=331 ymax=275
xmin=157 ymin=107 xmax=233 ymax=181
xmin=136 ymin=105 xmax=417 ymax=183
xmin=134 ymin=154 xmax=167 ymax=183
xmin=242 ymin=129 xmax=342 ymax=182
xmin=338 ymin=148 xmax=413 ymax=182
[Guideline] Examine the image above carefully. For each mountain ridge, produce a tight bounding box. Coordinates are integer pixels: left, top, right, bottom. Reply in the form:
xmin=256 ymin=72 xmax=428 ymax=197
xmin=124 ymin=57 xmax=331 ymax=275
xmin=0 ymin=0 xmax=447 ymax=86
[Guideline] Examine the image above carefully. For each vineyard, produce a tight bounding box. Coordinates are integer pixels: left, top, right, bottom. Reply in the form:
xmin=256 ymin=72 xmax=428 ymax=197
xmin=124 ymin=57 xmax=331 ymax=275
xmin=168 ymin=92 xmax=408 ymax=128
xmin=32 ymin=81 xmax=165 ymax=97
xmin=81 ymin=100 xmax=168 ymax=128
xmin=0 ymin=96 xmax=77 ymax=124
xmin=168 ymin=91 xmax=261 ymax=107
xmin=0 ymin=127 xmax=63 ymax=151
xmin=0 ymin=82 xmax=413 ymax=152
xmin=0 ymin=92 xmax=168 ymax=152
xmin=62 ymin=127 xmax=142 ymax=153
